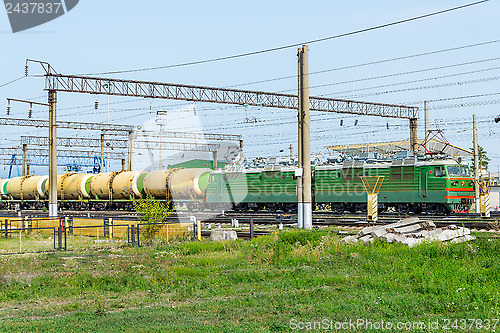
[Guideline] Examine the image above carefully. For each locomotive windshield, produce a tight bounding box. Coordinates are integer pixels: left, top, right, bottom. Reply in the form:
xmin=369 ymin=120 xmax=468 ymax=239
xmin=461 ymin=167 xmax=470 ymax=176
xmin=447 ymin=166 xmax=461 ymax=176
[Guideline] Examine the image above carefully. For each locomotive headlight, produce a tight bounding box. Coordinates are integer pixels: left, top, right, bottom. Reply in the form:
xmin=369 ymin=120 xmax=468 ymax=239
xmin=451 ymin=181 xmax=458 ymax=186
xmin=469 ymin=181 xmax=474 ymax=186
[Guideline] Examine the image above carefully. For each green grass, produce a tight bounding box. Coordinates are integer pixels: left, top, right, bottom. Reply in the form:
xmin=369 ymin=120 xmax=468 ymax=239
xmin=1 ymin=230 xmax=500 ymax=332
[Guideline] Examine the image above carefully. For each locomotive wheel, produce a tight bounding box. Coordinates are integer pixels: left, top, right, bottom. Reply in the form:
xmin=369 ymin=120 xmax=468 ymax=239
xmin=330 ymin=203 xmax=344 ymax=214
xmin=266 ymin=203 xmax=277 ymax=213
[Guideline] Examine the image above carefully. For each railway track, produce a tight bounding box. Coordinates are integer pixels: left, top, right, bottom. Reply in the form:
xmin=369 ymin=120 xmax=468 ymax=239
xmin=1 ymin=209 xmax=498 ymax=229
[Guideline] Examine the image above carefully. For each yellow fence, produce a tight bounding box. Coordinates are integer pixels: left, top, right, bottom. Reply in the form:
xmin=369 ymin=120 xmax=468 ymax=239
xmin=111 ymin=219 xmax=137 ymax=238
xmin=156 ymin=223 xmax=193 ymax=241
xmin=72 ymin=218 xmax=105 ymax=237
xmin=0 ymin=217 xmax=61 ymax=235
xmin=0 ymin=216 xmax=194 ymax=241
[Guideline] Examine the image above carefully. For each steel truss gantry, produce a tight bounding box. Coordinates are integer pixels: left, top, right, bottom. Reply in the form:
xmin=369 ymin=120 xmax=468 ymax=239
xmin=44 ymin=75 xmax=418 ymax=119
xmin=0 ymin=117 xmax=242 ymax=141
xmin=0 ymin=147 xmax=126 ymax=160
xmin=20 ymin=136 xmax=220 ymax=152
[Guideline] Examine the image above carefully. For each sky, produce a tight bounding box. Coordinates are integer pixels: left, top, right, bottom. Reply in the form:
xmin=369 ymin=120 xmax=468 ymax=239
xmin=0 ymin=0 xmax=499 ymax=177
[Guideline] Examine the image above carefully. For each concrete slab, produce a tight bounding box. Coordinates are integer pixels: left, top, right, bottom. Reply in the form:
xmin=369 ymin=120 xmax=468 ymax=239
xmin=359 ymin=234 xmax=374 ymax=244
xmin=381 ymin=233 xmax=398 ymax=243
xmin=392 ymin=223 xmax=425 ymax=234
xmin=342 ymin=235 xmax=359 ymax=244
xmin=385 ymin=217 xmax=420 ymax=229
xmin=402 ymin=237 xmax=424 ymax=247
xmin=449 ymin=234 xmax=476 ymax=244
xmin=358 ymin=226 xmax=378 ymax=237
xmin=210 ymin=229 xmax=238 ymax=241
xmin=370 ymin=227 xmax=388 ymax=238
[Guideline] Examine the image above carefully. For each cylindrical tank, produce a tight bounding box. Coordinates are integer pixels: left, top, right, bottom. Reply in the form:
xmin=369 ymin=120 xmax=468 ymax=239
xmin=90 ymin=172 xmax=121 ymax=199
xmin=111 ymin=171 xmax=147 ymax=199
xmin=169 ymin=168 xmax=211 ymax=200
xmin=43 ymin=174 xmax=76 ymax=199
xmin=143 ymin=169 xmax=179 ymax=198
xmin=6 ymin=176 xmax=30 ymax=200
xmin=0 ymin=179 xmax=9 ymax=197
xmin=62 ymin=173 xmax=94 ymax=200
xmin=21 ymin=175 xmax=49 ymax=200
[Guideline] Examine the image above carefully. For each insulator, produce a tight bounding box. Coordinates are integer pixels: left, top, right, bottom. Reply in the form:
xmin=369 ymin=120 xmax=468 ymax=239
xmin=95 ymin=101 xmax=98 ymax=110
xmin=28 ymin=109 xmax=32 ymax=118
xmin=340 ymin=119 xmax=343 ymax=126
xmin=25 ymin=65 xmax=28 ymax=76
xmin=7 ymin=106 xmax=10 ymax=115
xmin=386 ymin=122 xmax=389 ymax=129
xmin=354 ymin=119 xmax=358 ymax=126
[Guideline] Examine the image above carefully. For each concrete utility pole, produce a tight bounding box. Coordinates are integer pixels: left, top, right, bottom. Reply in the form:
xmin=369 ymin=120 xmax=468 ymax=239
xmin=409 ymin=118 xmax=418 ymax=153
xmin=473 ymin=114 xmax=480 ymax=214
xmin=22 ymin=144 xmax=27 ymax=177
xmin=128 ymin=131 xmax=134 ymax=171
xmin=298 ymin=45 xmax=312 ymax=230
xmin=424 ymin=100 xmax=429 ymax=151
xmin=100 ymin=133 xmax=105 ymax=172
xmin=297 ymin=49 xmax=303 ymax=229
xmin=212 ymin=151 xmax=218 ymax=170
xmin=48 ymin=90 xmax=57 ymax=218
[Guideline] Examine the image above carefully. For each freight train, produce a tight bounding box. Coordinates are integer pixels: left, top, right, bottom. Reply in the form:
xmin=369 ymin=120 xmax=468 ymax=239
xmin=0 ymin=158 xmax=474 ymax=214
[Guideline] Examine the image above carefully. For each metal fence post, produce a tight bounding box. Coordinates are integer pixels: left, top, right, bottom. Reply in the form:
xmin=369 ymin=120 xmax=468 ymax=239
xmin=136 ymin=225 xmax=140 ymax=247
xmin=57 ymin=226 xmax=62 ymax=250
xmin=103 ymin=219 xmax=108 ymax=238
xmin=109 ymin=218 xmax=113 ymax=239
xmin=250 ymin=218 xmax=254 ymax=240
xmin=4 ymin=219 xmax=9 ymax=239
xmin=131 ymin=225 xmax=136 ymax=247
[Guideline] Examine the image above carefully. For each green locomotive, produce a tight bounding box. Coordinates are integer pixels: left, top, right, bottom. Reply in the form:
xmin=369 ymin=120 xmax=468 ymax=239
xmin=205 ymin=159 xmax=474 ymax=214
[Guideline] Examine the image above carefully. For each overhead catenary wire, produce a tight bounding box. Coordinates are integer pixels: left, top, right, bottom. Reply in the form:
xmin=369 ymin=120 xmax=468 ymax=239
xmin=226 ymin=39 xmax=500 ymax=88
xmin=279 ymin=57 xmax=500 ymax=93
xmin=79 ymin=0 xmax=489 ymax=76
xmin=0 ymin=76 xmax=25 ymax=89
xmin=325 ymin=66 xmax=500 ymax=98
xmin=346 ymin=75 xmax=500 ymax=101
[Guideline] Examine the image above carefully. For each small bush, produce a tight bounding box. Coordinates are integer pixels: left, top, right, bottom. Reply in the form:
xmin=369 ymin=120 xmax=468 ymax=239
xmin=133 ymin=195 xmax=172 ymax=239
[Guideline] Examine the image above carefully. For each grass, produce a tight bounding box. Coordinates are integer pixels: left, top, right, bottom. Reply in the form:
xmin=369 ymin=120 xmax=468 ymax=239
xmin=0 ymin=229 xmax=500 ymax=332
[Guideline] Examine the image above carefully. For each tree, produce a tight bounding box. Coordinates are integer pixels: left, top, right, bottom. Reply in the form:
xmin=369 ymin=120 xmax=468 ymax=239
xmin=470 ymin=144 xmax=490 ymax=175
xmin=133 ymin=195 xmax=172 ymax=239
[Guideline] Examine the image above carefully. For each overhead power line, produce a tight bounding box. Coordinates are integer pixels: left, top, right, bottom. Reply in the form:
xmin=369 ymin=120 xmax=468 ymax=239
xmin=81 ymin=0 xmax=489 ymax=76
xmin=0 ymin=76 xmax=25 ymax=89
xmin=280 ymin=57 xmax=500 ymax=92
xmin=326 ymin=66 xmax=500 ymax=98
xmin=401 ymin=92 xmax=500 ymax=105
xmin=346 ymin=75 xmax=500 ymax=100
xmin=229 ymin=39 xmax=500 ymax=88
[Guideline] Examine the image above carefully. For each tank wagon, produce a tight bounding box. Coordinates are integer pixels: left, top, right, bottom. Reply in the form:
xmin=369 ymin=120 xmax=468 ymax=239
xmin=0 ymin=168 xmax=211 ymax=211
xmin=0 ymin=178 xmax=10 ymax=200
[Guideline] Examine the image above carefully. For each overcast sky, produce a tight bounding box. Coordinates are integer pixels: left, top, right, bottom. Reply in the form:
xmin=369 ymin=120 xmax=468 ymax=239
xmin=1 ymin=0 xmax=499 ymax=177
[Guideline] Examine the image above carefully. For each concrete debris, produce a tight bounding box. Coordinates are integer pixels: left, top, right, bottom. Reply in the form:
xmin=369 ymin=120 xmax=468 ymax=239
xmin=210 ymin=229 xmax=238 ymax=241
xmin=343 ymin=217 xmax=475 ymax=247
